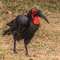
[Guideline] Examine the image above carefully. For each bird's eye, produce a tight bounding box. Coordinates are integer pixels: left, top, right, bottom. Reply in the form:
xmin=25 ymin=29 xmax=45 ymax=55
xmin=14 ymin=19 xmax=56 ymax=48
xmin=32 ymin=9 xmax=37 ymax=14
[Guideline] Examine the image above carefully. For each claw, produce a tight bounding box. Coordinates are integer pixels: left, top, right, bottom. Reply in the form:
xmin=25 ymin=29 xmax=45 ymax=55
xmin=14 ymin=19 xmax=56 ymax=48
xmin=26 ymin=54 xmax=30 ymax=57
xmin=13 ymin=50 xmax=18 ymax=54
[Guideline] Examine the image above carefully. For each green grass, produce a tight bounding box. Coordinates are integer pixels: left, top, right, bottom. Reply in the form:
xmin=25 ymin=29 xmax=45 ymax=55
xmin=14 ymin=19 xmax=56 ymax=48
xmin=0 ymin=0 xmax=60 ymax=13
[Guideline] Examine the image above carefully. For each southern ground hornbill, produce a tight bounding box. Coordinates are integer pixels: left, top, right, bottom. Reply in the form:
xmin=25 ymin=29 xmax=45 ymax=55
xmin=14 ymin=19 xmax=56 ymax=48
xmin=3 ymin=8 xmax=49 ymax=56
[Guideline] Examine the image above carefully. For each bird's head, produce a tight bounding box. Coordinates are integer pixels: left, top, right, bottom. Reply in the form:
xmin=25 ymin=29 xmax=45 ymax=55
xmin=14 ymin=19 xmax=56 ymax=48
xmin=28 ymin=8 xmax=49 ymax=25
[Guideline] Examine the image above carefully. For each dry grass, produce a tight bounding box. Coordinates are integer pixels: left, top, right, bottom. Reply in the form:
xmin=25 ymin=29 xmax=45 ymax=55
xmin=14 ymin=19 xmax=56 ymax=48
xmin=0 ymin=0 xmax=60 ymax=60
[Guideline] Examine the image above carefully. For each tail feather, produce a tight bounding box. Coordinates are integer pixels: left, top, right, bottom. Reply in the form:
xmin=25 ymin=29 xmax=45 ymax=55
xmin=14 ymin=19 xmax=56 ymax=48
xmin=3 ymin=20 xmax=14 ymax=35
xmin=3 ymin=28 xmax=11 ymax=35
xmin=7 ymin=20 xmax=14 ymax=26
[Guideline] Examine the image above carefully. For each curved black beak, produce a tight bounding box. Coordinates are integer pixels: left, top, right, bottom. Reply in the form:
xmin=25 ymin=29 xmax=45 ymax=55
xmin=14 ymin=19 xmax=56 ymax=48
xmin=38 ymin=11 xmax=49 ymax=24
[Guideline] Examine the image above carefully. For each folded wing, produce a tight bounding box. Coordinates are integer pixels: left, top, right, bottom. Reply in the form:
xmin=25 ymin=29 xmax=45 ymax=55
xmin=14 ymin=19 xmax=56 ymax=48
xmin=7 ymin=15 xmax=29 ymax=33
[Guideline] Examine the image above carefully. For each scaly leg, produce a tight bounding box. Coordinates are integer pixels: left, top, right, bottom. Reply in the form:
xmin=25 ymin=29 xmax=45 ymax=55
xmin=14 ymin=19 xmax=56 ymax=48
xmin=13 ymin=39 xmax=17 ymax=54
xmin=24 ymin=39 xmax=31 ymax=56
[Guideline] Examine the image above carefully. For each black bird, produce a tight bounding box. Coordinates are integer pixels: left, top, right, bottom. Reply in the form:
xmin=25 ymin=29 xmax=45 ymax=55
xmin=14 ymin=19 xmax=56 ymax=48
xmin=3 ymin=8 xmax=49 ymax=56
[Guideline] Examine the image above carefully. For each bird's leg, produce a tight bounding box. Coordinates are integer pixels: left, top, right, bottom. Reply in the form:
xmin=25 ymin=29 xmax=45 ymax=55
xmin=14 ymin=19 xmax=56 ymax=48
xmin=13 ymin=39 xmax=17 ymax=54
xmin=24 ymin=39 xmax=31 ymax=56
xmin=25 ymin=43 xmax=28 ymax=55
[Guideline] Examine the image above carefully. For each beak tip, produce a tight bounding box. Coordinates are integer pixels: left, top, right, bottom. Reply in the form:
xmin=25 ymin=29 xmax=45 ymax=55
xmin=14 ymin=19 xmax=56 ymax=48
xmin=47 ymin=21 xmax=49 ymax=24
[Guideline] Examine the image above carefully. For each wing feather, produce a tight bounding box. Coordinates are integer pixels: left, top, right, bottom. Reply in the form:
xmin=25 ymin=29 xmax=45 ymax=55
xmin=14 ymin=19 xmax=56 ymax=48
xmin=8 ymin=15 xmax=29 ymax=32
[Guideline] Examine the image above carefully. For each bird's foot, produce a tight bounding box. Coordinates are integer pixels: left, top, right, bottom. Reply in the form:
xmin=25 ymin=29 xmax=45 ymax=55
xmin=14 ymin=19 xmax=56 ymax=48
xmin=13 ymin=50 xmax=18 ymax=54
xmin=26 ymin=54 xmax=30 ymax=57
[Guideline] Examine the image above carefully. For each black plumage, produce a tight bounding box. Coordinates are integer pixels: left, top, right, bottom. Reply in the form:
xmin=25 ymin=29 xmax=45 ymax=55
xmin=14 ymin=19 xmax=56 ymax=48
xmin=3 ymin=8 xmax=49 ymax=55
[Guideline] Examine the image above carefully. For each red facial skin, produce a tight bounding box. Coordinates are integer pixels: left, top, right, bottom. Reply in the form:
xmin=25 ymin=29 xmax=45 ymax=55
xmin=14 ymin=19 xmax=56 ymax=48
xmin=32 ymin=9 xmax=37 ymax=14
xmin=31 ymin=9 xmax=40 ymax=25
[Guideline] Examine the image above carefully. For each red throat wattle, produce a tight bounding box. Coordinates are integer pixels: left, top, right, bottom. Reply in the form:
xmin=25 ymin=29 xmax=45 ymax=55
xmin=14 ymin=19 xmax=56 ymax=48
xmin=31 ymin=14 xmax=40 ymax=25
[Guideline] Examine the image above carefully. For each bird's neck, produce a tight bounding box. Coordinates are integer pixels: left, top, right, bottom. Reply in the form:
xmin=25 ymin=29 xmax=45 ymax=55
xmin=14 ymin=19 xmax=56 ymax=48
xmin=31 ymin=14 xmax=40 ymax=25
